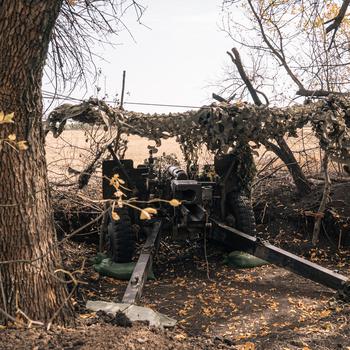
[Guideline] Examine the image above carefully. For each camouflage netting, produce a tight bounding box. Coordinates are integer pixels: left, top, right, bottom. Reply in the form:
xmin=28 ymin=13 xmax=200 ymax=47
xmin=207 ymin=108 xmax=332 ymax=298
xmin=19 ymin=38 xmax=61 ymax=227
xmin=47 ymin=95 xmax=350 ymax=167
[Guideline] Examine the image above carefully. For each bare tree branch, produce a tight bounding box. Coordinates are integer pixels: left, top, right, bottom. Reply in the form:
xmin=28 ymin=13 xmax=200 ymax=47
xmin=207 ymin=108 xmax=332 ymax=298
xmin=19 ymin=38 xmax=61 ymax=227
xmin=227 ymin=47 xmax=264 ymax=106
xmin=47 ymin=1 xmax=146 ymax=91
xmin=325 ymin=0 xmax=350 ymax=34
xmin=247 ymin=0 xmax=306 ymax=93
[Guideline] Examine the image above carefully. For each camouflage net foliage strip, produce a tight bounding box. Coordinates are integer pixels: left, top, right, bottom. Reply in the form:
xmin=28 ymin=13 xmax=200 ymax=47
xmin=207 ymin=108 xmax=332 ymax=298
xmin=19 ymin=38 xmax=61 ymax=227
xmin=47 ymin=95 xmax=350 ymax=166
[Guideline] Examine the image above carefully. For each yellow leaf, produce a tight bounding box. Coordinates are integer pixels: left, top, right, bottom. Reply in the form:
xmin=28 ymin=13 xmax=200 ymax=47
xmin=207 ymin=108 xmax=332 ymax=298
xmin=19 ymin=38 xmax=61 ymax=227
xmin=4 ymin=112 xmax=14 ymax=123
xmin=79 ymin=313 xmax=96 ymax=319
xmin=114 ymin=174 xmax=125 ymax=184
xmin=17 ymin=141 xmax=28 ymax=151
xmin=174 ymin=333 xmax=187 ymax=340
xmin=238 ymin=342 xmax=255 ymax=350
xmin=319 ymin=309 xmax=332 ymax=318
xmin=8 ymin=134 xmax=16 ymax=141
xmin=114 ymin=190 xmax=126 ymax=198
xmin=111 ymin=211 xmax=120 ymax=221
xmin=144 ymin=207 xmax=157 ymax=215
xmin=178 ymin=309 xmax=188 ymax=316
xmin=110 ymin=176 xmax=120 ymax=188
xmin=0 ymin=111 xmax=15 ymax=124
xmin=169 ymin=199 xmax=181 ymax=207
xmin=240 ymin=342 xmax=255 ymax=350
xmin=140 ymin=210 xmax=151 ymax=220
xmin=110 ymin=173 xmax=125 ymax=189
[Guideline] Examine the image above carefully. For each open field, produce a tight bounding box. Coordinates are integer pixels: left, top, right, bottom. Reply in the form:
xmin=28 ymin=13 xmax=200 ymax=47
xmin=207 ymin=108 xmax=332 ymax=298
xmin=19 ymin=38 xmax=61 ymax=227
xmin=45 ymin=127 xmax=347 ymax=185
xmin=46 ymin=131 xmax=183 ymax=167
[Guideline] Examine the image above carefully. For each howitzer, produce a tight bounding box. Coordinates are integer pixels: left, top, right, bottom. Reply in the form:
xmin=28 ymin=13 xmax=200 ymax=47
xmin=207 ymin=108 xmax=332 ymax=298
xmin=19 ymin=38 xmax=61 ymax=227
xmin=100 ymin=150 xmax=350 ymax=305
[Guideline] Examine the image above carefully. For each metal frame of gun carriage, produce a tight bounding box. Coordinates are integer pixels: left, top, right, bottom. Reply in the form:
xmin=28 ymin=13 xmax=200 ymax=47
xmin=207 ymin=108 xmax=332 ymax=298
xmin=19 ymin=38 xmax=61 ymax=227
xmin=100 ymin=146 xmax=350 ymax=306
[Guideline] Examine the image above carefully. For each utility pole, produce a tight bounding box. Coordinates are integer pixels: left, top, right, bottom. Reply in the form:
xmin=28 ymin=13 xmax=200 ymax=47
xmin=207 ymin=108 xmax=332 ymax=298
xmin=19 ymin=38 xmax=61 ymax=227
xmin=120 ymin=70 xmax=126 ymax=109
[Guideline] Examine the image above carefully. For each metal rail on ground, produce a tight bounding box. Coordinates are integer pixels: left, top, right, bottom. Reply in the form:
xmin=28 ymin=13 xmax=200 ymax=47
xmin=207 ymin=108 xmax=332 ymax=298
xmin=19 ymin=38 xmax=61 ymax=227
xmin=122 ymin=221 xmax=162 ymax=304
xmin=211 ymin=220 xmax=349 ymax=295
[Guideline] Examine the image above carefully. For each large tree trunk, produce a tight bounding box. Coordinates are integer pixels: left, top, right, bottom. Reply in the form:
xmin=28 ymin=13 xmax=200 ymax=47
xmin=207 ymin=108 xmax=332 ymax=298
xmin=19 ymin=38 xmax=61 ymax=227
xmin=263 ymin=137 xmax=312 ymax=195
xmin=226 ymin=48 xmax=312 ymax=196
xmin=0 ymin=1 xmax=73 ymax=324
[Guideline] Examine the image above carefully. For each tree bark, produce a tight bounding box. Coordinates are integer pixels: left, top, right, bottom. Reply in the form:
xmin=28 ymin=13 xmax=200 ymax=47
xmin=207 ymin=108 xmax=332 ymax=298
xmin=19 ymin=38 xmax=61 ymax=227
xmin=263 ymin=137 xmax=312 ymax=194
xmin=0 ymin=1 xmax=73 ymax=324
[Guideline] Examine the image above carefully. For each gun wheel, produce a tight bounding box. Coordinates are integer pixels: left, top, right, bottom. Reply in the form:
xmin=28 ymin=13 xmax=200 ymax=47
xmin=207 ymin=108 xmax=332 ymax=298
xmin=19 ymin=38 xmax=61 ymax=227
xmin=226 ymin=193 xmax=256 ymax=236
xmin=107 ymin=207 xmax=135 ymax=263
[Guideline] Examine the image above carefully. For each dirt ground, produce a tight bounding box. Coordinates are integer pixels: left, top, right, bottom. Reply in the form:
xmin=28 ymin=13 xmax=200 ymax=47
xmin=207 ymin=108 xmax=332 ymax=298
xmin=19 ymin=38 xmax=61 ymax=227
xmin=2 ymin=180 xmax=350 ymax=350
xmin=1 ymin=238 xmax=349 ymax=350
xmin=1 ymin=133 xmax=350 ymax=350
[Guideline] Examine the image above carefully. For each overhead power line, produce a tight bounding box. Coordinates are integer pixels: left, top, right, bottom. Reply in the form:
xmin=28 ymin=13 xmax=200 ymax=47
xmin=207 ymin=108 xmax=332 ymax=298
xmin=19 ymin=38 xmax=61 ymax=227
xmin=42 ymin=90 xmax=210 ymax=109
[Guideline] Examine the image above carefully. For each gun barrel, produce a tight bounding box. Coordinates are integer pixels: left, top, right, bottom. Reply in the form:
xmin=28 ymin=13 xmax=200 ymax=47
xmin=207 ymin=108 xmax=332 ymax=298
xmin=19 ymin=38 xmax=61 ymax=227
xmin=167 ymin=166 xmax=188 ymax=180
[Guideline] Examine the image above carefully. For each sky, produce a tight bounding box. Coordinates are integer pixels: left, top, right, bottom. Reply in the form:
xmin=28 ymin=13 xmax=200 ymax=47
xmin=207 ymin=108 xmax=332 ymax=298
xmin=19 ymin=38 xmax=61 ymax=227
xmin=44 ymin=0 xmax=235 ymax=114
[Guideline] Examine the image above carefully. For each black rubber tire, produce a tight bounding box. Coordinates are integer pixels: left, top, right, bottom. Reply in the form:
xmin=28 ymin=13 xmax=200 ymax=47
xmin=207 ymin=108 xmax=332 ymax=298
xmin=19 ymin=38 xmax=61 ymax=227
xmin=226 ymin=193 xmax=256 ymax=236
xmin=107 ymin=208 xmax=135 ymax=263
